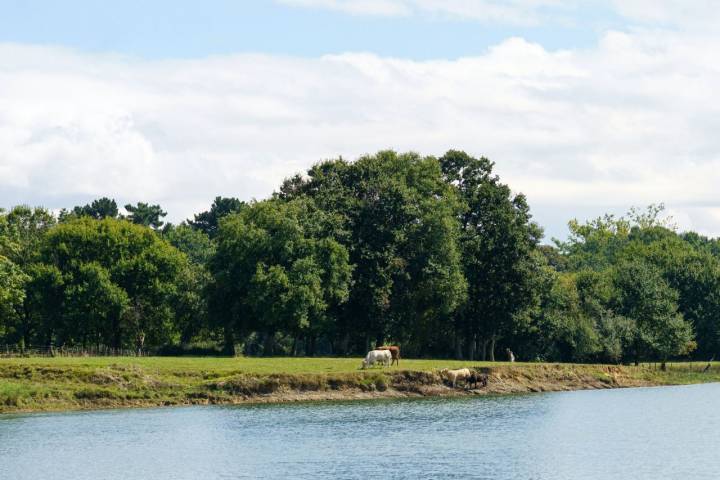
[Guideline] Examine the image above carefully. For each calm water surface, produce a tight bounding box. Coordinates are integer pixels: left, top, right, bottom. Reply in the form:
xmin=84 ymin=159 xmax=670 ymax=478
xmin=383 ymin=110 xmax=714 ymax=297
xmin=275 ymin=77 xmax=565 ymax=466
xmin=1 ymin=383 xmax=718 ymax=479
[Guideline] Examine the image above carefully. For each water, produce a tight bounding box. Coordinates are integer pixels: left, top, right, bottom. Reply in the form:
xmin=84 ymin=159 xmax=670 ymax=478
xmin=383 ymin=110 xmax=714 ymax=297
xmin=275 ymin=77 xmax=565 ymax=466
xmin=1 ymin=383 xmax=719 ymax=479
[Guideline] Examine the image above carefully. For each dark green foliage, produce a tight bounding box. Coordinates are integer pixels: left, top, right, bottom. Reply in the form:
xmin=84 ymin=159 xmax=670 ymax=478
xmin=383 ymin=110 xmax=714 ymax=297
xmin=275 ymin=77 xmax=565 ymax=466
xmin=0 ymin=256 xmax=27 ymax=341
xmin=547 ymin=205 xmax=709 ymax=363
xmin=209 ymin=198 xmax=351 ymax=355
xmin=163 ymin=224 xmax=215 ymax=265
xmin=124 ymin=202 xmax=167 ymax=229
xmin=278 ymin=151 xmax=466 ymax=356
xmin=613 ymin=261 xmax=694 ymax=362
xmin=189 ymin=196 xmax=244 ymax=238
xmin=62 ymin=197 xmax=119 ymax=220
xmin=0 ymin=206 xmax=56 ymax=348
xmin=440 ymin=150 xmax=541 ymax=360
xmin=1 ymin=157 xmax=718 ymax=363
xmin=33 ymin=217 xmax=187 ymax=349
xmin=163 ymin=224 xmax=215 ymax=343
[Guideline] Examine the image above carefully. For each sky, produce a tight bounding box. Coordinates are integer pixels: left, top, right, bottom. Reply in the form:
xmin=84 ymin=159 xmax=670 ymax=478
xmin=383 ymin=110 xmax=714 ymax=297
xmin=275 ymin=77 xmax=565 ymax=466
xmin=2 ymin=0 xmax=720 ymax=240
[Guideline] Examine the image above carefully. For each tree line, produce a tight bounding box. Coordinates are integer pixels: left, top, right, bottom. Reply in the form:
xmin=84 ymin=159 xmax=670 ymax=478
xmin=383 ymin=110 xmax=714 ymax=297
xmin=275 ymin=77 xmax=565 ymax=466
xmin=1 ymin=150 xmax=717 ymax=365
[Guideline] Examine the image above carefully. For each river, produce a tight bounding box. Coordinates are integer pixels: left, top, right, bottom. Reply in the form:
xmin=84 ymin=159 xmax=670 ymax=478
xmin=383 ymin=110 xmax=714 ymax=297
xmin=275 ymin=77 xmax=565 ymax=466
xmin=1 ymin=383 xmax=718 ymax=479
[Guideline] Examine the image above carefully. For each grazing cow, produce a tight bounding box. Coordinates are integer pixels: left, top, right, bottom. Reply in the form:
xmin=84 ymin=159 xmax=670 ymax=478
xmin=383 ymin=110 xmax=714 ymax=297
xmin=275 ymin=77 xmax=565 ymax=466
xmin=506 ymin=348 xmax=516 ymax=362
xmin=440 ymin=368 xmax=472 ymax=388
xmin=361 ymin=349 xmax=392 ymax=369
xmin=376 ymin=346 xmax=400 ymax=366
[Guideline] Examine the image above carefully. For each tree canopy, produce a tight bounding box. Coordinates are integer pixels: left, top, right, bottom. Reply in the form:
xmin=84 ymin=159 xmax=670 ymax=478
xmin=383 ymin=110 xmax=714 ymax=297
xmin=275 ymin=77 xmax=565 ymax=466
xmin=1 ymin=153 xmax=718 ymax=363
xmin=209 ymin=198 xmax=351 ymax=355
xmin=124 ymin=202 xmax=168 ymax=229
xmin=32 ymin=217 xmax=187 ymax=350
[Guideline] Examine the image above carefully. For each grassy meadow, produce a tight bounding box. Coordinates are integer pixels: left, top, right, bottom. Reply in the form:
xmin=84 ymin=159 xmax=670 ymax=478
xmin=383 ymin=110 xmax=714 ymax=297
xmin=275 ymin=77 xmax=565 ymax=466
xmin=1 ymin=355 xmax=487 ymax=375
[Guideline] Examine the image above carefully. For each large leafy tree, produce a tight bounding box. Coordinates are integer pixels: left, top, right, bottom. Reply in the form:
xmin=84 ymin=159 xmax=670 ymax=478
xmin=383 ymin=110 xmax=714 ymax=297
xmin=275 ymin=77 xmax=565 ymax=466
xmin=0 ymin=210 xmax=26 ymax=333
xmin=556 ymin=204 xmax=674 ymax=271
xmin=521 ymin=264 xmax=601 ymax=363
xmin=163 ymin=224 xmax=215 ymax=343
xmin=0 ymin=255 xmax=28 ymax=342
xmin=0 ymin=206 xmax=55 ymax=347
xmin=440 ymin=150 xmax=542 ymax=360
xmin=622 ymin=232 xmax=720 ymax=359
xmin=61 ymin=263 xmax=129 ymax=348
xmin=279 ymin=151 xmax=467 ymax=356
xmin=37 ymin=217 xmax=187 ymax=349
xmin=613 ymin=260 xmax=694 ymax=367
xmin=209 ymin=198 xmax=351 ymax=355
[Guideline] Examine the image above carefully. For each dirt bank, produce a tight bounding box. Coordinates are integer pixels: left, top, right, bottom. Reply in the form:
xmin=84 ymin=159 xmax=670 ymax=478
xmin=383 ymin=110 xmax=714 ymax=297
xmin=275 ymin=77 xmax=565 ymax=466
xmin=2 ymin=361 xmax=716 ymax=414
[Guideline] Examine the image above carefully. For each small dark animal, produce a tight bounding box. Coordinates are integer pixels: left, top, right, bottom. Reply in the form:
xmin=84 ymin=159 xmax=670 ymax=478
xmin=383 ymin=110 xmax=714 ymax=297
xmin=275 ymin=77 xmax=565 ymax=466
xmin=376 ymin=345 xmax=400 ymax=366
xmin=466 ymin=370 xmax=489 ymax=389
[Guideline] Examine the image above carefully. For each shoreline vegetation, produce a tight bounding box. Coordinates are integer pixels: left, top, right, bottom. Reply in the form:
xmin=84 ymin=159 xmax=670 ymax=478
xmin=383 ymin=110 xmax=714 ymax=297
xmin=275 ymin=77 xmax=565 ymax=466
xmin=1 ymin=357 xmax=718 ymax=414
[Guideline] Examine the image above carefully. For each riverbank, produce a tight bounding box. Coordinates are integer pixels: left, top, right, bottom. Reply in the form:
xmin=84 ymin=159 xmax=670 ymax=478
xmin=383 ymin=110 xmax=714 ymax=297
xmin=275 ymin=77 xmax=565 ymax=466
xmin=1 ymin=357 xmax=718 ymax=413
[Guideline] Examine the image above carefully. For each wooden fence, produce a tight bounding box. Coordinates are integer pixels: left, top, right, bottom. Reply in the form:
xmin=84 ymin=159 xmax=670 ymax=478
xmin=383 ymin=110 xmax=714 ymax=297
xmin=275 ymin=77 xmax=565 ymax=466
xmin=0 ymin=344 xmax=154 ymax=358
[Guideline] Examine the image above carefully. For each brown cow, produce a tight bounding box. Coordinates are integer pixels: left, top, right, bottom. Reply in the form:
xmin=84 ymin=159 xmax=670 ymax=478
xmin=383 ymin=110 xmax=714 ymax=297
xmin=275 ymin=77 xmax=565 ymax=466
xmin=376 ymin=345 xmax=400 ymax=366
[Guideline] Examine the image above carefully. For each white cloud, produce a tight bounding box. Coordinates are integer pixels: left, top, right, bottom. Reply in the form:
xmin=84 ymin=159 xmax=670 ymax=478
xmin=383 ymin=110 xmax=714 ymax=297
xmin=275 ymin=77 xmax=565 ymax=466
xmin=279 ymin=0 xmax=412 ymax=16
xmin=2 ymin=28 xmax=720 ymax=238
xmin=278 ymin=0 xmax=720 ymax=31
xmin=277 ymin=0 xmax=575 ymax=25
xmin=609 ymin=0 xmax=720 ymax=29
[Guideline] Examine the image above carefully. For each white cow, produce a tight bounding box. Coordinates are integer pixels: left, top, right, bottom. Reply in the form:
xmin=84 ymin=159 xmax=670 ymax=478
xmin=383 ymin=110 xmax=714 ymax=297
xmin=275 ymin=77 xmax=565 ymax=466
xmin=361 ymin=349 xmax=392 ymax=369
xmin=440 ymin=368 xmax=472 ymax=388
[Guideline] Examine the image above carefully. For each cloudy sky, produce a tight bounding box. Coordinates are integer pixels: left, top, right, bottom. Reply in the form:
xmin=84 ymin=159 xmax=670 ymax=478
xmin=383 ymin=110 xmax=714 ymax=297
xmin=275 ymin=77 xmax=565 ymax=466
xmin=2 ymin=0 xmax=720 ymax=240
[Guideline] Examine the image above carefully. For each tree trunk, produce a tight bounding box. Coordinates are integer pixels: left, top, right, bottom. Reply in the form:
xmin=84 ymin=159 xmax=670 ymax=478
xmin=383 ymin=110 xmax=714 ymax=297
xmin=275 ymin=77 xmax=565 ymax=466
xmin=20 ymin=301 xmax=30 ymax=354
xmin=223 ymin=328 xmax=236 ymax=356
xmin=660 ymin=361 xmax=667 ymax=371
xmin=263 ymin=332 xmax=276 ymax=356
xmin=454 ymin=333 xmax=463 ymax=360
xmin=307 ymin=335 xmax=316 ymax=357
xmin=338 ymin=334 xmax=349 ymax=356
xmin=468 ymin=334 xmax=476 ymax=361
xmin=112 ymin=314 xmax=122 ymax=349
xmin=136 ymin=331 xmax=145 ymax=356
xmin=481 ymin=339 xmax=488 ymax=361
xmin=489 ymin=335 xmax=497 ymax=362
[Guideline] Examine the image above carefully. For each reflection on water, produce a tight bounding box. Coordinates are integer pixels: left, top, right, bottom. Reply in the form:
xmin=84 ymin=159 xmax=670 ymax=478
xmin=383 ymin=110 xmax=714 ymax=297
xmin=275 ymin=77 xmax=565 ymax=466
xmin=1 ymin=383 xmax=719 ymax=479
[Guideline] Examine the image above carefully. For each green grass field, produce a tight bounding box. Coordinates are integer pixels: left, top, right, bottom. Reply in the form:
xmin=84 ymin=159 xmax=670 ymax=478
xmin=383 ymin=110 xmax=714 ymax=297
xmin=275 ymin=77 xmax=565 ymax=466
xmin=0 ymin=355 xmax=501 ymax=375
xmin=1 ymin=356 xmax=719 ymax=413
